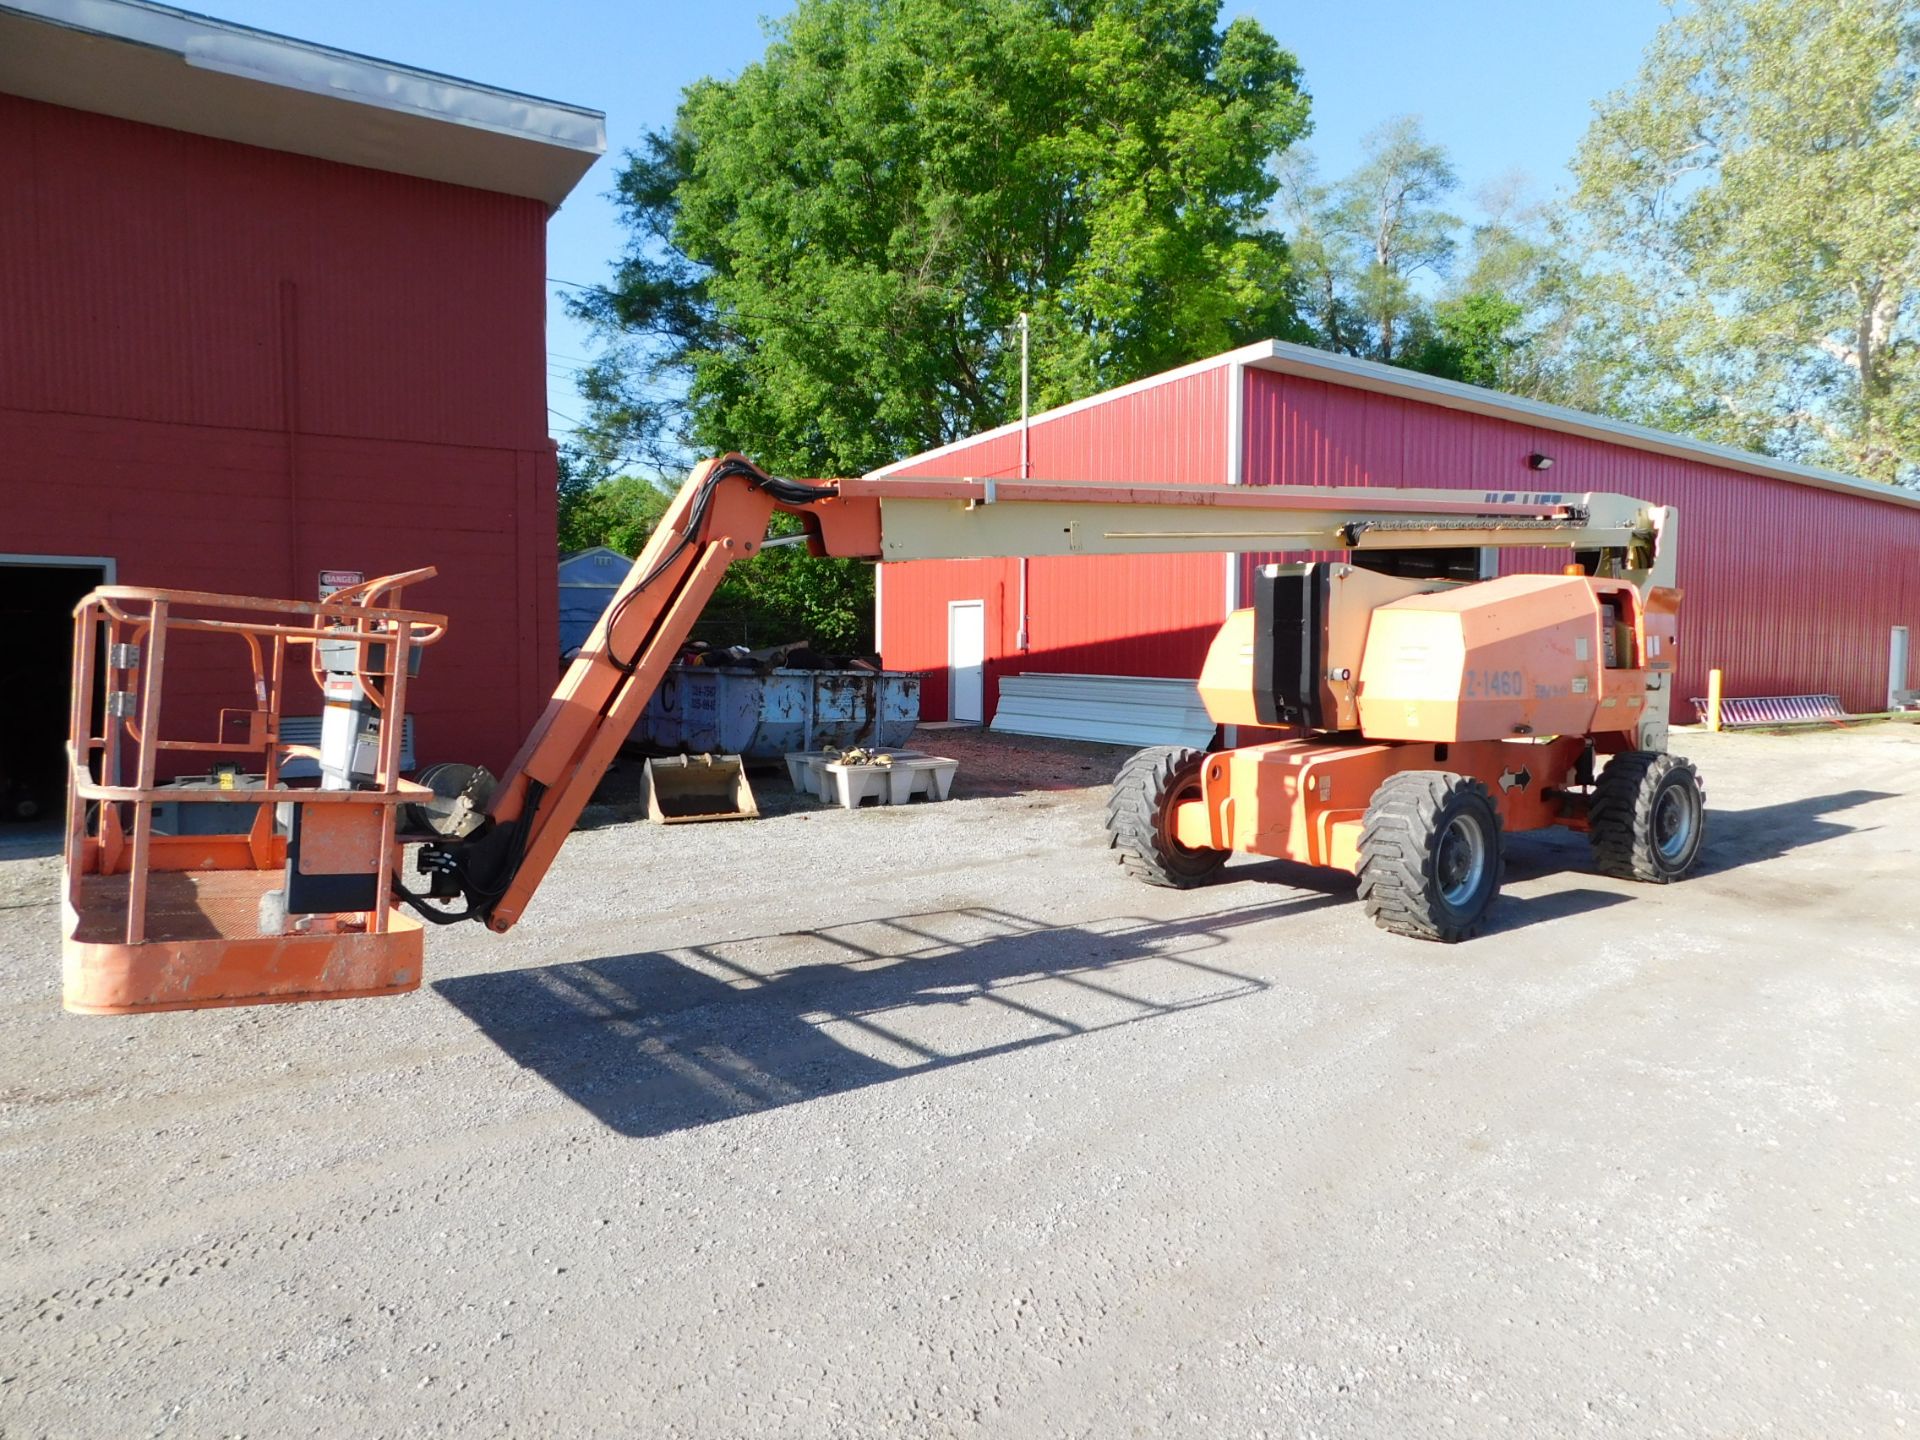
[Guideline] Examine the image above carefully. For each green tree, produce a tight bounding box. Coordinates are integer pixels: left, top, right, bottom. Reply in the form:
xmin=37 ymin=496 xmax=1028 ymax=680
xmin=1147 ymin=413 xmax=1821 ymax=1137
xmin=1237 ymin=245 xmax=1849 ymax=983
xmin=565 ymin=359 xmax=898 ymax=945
xmin=1275 ymin=155 xmax=1372 ymax=354
xmin=571 ymin=0 xmax=1313 ymax=479
xmin=1391 ymin=177 xmax=1597 ymax=396
xmin=1570 ymin=0 xmax=1920 ymax=484
xmin=711 ymin=520 xmax=876 ymax=652
xmin=1405 ymin=292 xmax=1527 ymax=388
xmin=1281 ymin=117 xmax=1462 ymax=363
xmin=556 ymin=447 xmax=675 ymax=555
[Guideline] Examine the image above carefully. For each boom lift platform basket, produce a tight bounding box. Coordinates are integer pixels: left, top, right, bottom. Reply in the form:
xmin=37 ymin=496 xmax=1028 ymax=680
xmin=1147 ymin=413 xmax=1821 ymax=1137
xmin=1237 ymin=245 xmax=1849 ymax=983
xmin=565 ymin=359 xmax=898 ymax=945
xmin=61 ymin=573 xmax=446 ymax=1013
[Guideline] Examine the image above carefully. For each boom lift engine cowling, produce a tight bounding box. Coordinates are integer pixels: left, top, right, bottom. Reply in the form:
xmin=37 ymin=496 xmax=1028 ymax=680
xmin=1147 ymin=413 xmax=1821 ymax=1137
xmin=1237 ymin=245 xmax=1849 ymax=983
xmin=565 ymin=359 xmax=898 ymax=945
xmin=59 ymin=456 xmax=1702 ymax=1013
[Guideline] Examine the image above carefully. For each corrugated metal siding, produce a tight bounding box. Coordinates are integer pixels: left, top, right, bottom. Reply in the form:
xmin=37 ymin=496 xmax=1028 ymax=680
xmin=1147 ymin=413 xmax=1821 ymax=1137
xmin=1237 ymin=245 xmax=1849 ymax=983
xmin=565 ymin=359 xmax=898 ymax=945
xmin=877 ymin=366 xmax=1231 ymax=719
xmin=991 ymin=673 xmax=1214 ymax=748
xmin=0 ymin=96 xmax=547 ymax=448
xmin=2 ymin=410 xmax=556 ymax=774
xmin=0 ymin=94 xmax=556 ymax=773
xmin=1243 ymin=370 xmax=1920 ymax=717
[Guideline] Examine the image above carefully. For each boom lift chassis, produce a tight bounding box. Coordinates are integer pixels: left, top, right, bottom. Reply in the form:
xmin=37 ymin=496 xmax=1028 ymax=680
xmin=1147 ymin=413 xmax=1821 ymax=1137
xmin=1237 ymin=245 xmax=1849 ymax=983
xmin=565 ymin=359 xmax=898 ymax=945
xmin=61 ymin=456 xmax=1699 ymax=1013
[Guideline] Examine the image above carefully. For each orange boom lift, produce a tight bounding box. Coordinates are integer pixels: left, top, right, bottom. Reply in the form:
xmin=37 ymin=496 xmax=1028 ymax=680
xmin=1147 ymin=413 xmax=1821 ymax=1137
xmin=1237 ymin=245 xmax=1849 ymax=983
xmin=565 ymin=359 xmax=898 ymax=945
xmin=60 ymin=457 xmax=1701 ymax=1013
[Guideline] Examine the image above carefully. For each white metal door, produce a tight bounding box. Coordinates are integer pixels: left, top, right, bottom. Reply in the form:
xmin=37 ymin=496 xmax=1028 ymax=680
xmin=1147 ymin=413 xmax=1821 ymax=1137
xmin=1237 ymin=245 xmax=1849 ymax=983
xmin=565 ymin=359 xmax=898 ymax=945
xmin=1892 ymin=626 xmax=1911 ymax=708
xmin=947 ymin=600 xmax=986 ymax=723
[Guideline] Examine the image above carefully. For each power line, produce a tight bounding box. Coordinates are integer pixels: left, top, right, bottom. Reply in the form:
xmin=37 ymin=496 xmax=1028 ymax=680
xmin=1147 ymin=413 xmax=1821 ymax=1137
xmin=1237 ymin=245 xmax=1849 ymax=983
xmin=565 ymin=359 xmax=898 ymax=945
xmin=548 ymin=364 xmax=692 ymax=399
xmin=545 ymin=407 xmax=688 ymax=472
xmin=549 ymin=274 xmax=833 ymax=328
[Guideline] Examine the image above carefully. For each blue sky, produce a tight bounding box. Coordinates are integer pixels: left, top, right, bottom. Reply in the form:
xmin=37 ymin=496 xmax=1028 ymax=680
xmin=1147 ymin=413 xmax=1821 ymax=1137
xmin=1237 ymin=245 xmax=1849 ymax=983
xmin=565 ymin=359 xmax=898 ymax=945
xmin=181 ymin=1 xmax=1668 ymax=444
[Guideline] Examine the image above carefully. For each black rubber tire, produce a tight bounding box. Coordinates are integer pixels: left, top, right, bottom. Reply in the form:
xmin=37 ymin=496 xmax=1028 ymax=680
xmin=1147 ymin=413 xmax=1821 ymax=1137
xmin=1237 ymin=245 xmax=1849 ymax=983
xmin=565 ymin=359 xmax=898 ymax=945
xmin=1106 ymin=745 xmax=1228 ymax=888
xmin=1357 ymin=771 xmax=1505 ymax=943
xmin=1590 ymin=751 xmax=1705 ymax=883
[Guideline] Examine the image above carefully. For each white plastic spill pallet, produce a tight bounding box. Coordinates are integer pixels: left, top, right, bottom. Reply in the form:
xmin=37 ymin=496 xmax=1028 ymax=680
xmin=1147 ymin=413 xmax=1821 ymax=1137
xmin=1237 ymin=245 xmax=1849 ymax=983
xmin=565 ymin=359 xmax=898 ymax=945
xmin=785 ymin=748 xmax=923 ymax=796
xmin=824 ymin=758 xmax=959 ymax=809
xmin=784 ymin=750 xmax=959 ymax=810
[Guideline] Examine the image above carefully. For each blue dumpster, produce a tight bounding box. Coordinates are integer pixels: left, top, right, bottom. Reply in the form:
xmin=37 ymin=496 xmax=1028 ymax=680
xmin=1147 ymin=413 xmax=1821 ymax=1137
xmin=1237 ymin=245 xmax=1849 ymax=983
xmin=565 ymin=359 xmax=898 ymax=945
xmin=641 ymin=666 xmax=921 ymax=759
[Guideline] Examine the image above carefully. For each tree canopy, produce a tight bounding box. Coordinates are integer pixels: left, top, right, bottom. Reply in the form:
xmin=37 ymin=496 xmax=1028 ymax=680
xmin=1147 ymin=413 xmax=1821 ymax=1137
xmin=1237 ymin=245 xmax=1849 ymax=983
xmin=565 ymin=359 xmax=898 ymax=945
xmin=1317 ymin=118 xmax=1461 ymax=363
xmin=1280 ymin=118 xmax=1540 ymax=388
xmin=1267 ymin=2 xmax=1919 ymax=490
xmin=1569 ymin=0 xmax=1920 ymax=483
xmin=570 ymin=0 xmax=1313 ymax=481
xmin=560 ymin=0 xmax=1316 ymax=651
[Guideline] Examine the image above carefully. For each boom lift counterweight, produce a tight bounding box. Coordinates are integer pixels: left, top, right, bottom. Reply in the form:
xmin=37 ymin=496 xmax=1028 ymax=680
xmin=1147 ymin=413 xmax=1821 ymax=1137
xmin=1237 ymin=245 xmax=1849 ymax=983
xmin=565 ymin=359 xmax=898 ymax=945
xmin=60 ymin=456 xmax=1701 ymax=1012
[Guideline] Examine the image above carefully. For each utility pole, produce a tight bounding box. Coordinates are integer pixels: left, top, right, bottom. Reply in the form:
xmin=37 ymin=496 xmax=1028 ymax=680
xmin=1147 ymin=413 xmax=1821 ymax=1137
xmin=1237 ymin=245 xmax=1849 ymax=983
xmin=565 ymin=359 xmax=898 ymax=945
xmin=1019 ymin=312 xmax=1030 ymax=480
xmin=1017 ymin=311 xmax=1031 ymax=652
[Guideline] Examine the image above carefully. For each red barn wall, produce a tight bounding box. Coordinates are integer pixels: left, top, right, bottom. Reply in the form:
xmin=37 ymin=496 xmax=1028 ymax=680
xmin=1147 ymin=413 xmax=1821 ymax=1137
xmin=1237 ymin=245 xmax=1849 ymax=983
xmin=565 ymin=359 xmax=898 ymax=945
xmin=876 ymin=365 xmax=1230 ymax=719
xmin=0 ymin=95 xmax=557 ymax=774
xmin=1243 ymin=370 xmax=1920 ymax=718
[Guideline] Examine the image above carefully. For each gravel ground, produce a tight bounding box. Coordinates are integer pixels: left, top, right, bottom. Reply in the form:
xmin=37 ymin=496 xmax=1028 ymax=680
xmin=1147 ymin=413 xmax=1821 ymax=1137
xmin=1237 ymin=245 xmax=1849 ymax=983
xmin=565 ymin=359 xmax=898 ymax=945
xmin=1 ymin=722 xmax=1916 ymax=1438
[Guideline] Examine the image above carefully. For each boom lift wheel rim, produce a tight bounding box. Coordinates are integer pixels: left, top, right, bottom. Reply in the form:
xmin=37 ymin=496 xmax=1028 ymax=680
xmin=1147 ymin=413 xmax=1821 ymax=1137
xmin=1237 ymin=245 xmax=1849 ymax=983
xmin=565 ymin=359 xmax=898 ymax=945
xmin=1106 ymin=745 xmax=1228 ymax=889
xmin=1162 ymin=770 xmax=1208 ymax=858
xmin=1356 ymin=771 xmax=1505 ymax=943
xmin=1653 ymin=784 xmax=1698 ymax=864
xmin=1437 ymin=814 xmax=1489 ymax=908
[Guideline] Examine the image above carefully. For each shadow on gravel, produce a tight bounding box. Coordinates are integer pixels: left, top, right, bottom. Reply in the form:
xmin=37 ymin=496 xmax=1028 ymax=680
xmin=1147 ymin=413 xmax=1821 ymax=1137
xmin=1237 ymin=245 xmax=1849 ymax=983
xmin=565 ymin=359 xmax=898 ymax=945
xmin=437 ymin=793 xmax=1894 ymax=1139
xmin=1480 ymin=886 xmax=1629 ymax=934
xmin=436 ymin=897 xmax=1324 ymax=1139
xmin=1486 ymin=788 xmax=1890 ymax=887
xmin=1685 ymin=789 xmax=1894 ymax=873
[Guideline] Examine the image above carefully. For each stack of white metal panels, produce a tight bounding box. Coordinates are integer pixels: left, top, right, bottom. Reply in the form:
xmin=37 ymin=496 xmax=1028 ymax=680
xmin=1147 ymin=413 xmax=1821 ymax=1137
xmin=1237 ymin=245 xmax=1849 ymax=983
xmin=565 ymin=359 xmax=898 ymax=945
xmin=990 ymin=673 xmax=1215 ymax=749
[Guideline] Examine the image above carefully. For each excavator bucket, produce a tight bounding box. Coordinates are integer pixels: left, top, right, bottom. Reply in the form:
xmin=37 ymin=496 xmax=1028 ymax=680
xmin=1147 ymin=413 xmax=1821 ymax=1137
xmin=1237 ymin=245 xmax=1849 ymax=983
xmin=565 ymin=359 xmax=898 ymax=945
xmin=640 ymin=754 xmax=759 ymax=824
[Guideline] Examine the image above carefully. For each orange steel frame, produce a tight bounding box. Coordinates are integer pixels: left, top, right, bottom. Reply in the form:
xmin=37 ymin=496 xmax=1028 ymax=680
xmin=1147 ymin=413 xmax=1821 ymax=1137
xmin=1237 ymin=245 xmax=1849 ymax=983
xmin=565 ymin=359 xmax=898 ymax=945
xmin=1173 ymin=736 xmax=1592 ymax=872
xmin=62 ymin=453 xmax=1673 ymax=1012
xmin=1172 ymin=570 xmax=1682 ymax=872
xmin=478 ymin=459 xmax=885 ymax=931
xmin=62 ymin=573 xmax=446 ymax=1013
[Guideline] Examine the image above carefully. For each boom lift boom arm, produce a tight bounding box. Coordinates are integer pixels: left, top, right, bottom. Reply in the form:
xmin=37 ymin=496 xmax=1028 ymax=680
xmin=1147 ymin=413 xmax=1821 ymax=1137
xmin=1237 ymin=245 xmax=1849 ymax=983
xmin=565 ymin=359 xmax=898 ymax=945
xmin=451 ymin=455 xmax=1676 ymax=933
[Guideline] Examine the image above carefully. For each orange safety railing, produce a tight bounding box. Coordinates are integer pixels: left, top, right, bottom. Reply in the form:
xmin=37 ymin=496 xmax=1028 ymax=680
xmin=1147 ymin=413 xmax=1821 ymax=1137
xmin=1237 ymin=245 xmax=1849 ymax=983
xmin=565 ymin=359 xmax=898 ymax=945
xmin=64 ymin=572 xmax=447 ymax=949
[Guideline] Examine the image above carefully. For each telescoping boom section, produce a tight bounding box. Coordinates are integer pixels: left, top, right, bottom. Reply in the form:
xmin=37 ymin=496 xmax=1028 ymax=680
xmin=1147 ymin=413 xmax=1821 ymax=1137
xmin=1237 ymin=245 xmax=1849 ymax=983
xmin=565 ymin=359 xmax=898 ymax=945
xmin=60 ymin=455 xmax=1686 ymax=1012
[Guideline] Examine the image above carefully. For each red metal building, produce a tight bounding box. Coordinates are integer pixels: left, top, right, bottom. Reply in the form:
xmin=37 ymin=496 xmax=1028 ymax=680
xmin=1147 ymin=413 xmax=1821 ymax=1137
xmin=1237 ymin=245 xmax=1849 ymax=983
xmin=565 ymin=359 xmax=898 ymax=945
xmin=878 ymin=341 xmax=1920 ymax=725
xmin=0 ymin=0 xmax=602 ymax=812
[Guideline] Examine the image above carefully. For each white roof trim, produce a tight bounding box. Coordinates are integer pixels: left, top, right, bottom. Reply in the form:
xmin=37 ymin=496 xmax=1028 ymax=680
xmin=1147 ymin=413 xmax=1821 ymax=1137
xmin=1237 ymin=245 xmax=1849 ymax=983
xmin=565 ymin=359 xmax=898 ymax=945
xmin=1242 ymin=340 xmax=1920 ymax=512
xmin=867 ymin=342 xmax=1271 ymax=476
xmin=0 ymin=0 xmax=605 ymax=205
xmin=874 ymin=337 xmax=1920 ymax=513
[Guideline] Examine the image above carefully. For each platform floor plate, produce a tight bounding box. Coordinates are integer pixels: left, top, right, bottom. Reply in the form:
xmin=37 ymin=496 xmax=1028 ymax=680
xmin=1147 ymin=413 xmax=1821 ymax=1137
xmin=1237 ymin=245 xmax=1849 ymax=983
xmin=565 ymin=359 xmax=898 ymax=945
xmin=63 ymin=869 xmax=423 ymax=1014
xmin=73 ymin=870 xmax=283 ymax=943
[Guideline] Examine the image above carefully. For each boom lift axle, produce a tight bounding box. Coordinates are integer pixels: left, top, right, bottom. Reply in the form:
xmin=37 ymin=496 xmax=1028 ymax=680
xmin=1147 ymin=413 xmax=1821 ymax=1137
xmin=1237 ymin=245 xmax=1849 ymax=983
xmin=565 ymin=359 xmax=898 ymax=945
xmin=60 ymin=456 xmax=1701 ymax=1012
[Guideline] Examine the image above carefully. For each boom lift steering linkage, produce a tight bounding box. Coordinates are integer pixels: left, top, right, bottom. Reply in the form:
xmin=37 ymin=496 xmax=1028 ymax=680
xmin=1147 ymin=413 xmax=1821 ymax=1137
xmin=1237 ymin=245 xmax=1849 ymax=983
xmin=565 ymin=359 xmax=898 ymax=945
xmin=59 ymin=455 xmax=1698 ymax=1013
